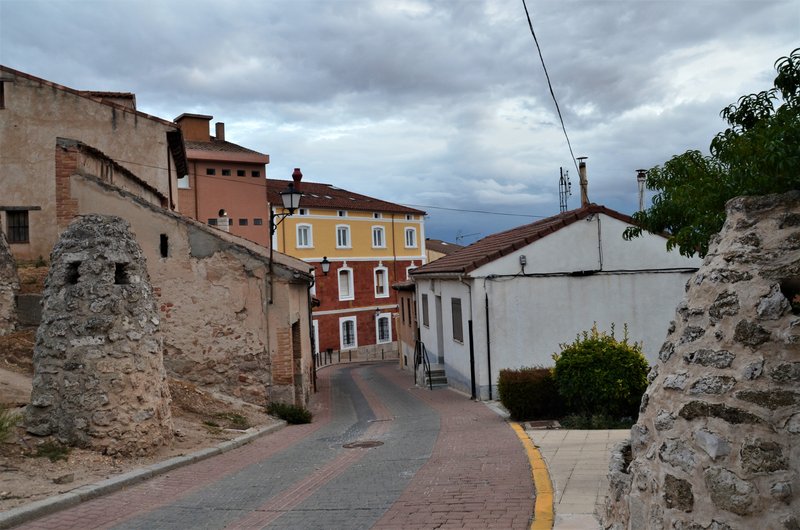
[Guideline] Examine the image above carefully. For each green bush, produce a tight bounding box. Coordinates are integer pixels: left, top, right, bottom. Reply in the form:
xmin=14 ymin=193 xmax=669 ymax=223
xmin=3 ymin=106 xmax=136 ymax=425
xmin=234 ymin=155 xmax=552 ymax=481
xmin=497 ymin=367 xmax=563 ymax=421
xmin=552 ymin=324 xmax=648 ymax=419
xmin=266 ymin=401 xmax=313 ymax=424
xmin=0 ymin=404 xmax=21 ymax=443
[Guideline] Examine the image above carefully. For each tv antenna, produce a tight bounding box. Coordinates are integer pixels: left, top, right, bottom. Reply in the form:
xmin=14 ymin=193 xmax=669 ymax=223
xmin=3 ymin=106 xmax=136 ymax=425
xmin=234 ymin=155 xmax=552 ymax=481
xmin=455 ymin=231 xmax=481 ymax=244
xmin=558 ymin=166 xmax=572 ymax=213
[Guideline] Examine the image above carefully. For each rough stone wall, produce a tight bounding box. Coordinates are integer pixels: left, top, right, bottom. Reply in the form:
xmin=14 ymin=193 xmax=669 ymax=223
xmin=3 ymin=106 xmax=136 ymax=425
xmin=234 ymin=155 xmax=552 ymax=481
xmin=603 ymin=191 xmax=800 ymax=530
xmin=0 ymin=228 xmax=20 ymax=335
xmin=25 ymin=215 xmax=173 ymax=456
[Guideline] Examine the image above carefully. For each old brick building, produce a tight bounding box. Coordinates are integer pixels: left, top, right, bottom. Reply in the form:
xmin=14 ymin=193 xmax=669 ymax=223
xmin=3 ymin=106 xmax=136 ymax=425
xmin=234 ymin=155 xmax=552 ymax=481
xmin=267 ymin=179 xmax=426 ymax=361
xmin=0 ymin=66 xmax=315 ymax=406
xmin=173 ymin=114 xmax=272 ymax=247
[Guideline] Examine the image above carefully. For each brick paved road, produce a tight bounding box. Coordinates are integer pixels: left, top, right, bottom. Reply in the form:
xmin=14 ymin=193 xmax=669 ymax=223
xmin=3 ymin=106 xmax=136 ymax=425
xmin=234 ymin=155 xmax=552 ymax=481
xmin=17 ymin=363 xmax=534 ymax=529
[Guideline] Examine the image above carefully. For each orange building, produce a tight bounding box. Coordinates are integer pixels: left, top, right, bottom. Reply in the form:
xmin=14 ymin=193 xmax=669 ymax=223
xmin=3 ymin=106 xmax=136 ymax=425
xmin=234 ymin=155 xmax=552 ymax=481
xmin=174 ymin=114 xmax=271 ymax=246
xmin=267 ymin=178 xmax=426 ymax=361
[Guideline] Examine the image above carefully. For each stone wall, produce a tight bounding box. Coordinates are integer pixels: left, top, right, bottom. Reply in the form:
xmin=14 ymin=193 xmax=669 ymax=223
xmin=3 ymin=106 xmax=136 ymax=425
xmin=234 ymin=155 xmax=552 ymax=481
xmin=0 ymin=228 xmax=19 ymax=335
xmin=603 ymin=191 xmax=800 ymax=530
xmin=25 ymin=215 xmax=173 ymax=456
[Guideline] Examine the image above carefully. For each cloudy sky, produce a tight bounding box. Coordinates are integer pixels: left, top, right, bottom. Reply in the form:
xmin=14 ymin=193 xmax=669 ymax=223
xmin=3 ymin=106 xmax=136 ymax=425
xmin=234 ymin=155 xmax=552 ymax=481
xmin=1 ymin=0 xmax=796 ymax=244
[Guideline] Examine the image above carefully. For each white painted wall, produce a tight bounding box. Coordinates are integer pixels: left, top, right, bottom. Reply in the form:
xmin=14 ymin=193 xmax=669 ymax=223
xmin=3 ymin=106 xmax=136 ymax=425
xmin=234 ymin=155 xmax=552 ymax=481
xmin=414 ymin=212 xmax=702 ymax=400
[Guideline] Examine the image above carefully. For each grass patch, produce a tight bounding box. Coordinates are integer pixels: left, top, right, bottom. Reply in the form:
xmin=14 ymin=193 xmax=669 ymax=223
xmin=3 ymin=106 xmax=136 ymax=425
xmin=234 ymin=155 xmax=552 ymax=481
xmin=202 ymin=421 xmax=222 ymax=434
xmin=213 ymin=412 xmax=250 ymax=430
xmin=559 ymin=413 xmax=635 ymax=430
xmin=0 ymin=405 xmax=21 ymax=443
xmin=30 ymin=441 xmax=71 ymax=462
xmin=266 ymin=402 xmax=313 ymax=424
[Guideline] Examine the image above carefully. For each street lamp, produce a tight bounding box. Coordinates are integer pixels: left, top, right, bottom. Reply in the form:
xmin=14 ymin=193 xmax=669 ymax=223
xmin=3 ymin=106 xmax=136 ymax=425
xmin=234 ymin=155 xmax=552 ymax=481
xmin=320 ymin=256 xmax=331 ymax=275
xmin=268 ymin=168 xmax=304 ymax=304
xmin=270 ymin=170 xmax=304 ymax=235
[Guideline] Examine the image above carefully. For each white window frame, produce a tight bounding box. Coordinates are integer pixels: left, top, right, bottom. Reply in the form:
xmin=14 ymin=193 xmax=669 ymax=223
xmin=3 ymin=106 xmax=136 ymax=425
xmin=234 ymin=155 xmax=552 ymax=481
xmin=372 ymin=226 xmax=386 ymax=248
xmin=406 ymin=265 xmax=417 ymax=279
xmin=338 ymin=266 xmax=354 ymax=301
xmin=405 ymin=227 xmax=417 ymax=248
xmin=376 ymin=312 xmax=392 ymax=344
xmin=337 ymin=210 xmax=347 ymax=217
xmin=374 ymin=266 xmax=389 ymax=298
xmin=340 ymin=316 xmax=358 ymax=350
xmin=336 ymin=224 xmax=351 ymax=249
xmin=405 ymin=214 xmax=413 ymax=220
xmin=312 ymin=319 xmax=320 ymax=354
xmin=296 ymin=223 xmax=313 ymax=248
xmin=373 ymin=212 xmax=382 ymax=219
xmin=298 ymin=208 xmax=309 ymax=216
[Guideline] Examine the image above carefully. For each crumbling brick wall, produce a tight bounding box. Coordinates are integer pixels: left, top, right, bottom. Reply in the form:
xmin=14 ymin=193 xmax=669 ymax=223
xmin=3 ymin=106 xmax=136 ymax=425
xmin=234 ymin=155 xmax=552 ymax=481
xmin=603 ymin=191 xmax=800 ymax=530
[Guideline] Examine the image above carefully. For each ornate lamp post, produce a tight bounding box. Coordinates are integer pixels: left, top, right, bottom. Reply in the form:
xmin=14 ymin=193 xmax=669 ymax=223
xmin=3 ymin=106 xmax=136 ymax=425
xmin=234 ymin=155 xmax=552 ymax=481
xmin=268 ymin=168 xmax=303 ymax=304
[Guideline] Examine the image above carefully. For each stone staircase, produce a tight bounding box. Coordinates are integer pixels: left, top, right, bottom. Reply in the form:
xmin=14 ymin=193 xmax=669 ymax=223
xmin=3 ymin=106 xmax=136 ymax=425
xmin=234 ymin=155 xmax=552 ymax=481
xmin=423 ymin=364 xmax=448 ymax=388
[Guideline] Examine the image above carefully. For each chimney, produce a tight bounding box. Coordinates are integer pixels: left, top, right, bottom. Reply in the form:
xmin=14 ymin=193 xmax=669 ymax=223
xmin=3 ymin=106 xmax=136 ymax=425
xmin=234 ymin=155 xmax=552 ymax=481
xmin=292 ymin=167 xmax=303 ymax=191
xmin=578 ymin=157 xmax=589 ymax=207
xmin=636 ymin=169 xmax=647 ymax=211
xmin=215 ymin=122 xmax=225 ymax=142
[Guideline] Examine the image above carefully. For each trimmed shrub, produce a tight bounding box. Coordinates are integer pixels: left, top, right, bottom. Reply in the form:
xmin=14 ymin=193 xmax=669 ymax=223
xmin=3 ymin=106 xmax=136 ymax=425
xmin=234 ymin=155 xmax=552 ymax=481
xmin=266 ymin=401 xmax=313 ymax=424
xmin=552 ymin=324 xmax=648 ymax=419
xmin=497 ymin=367 xmax=564 ymax=421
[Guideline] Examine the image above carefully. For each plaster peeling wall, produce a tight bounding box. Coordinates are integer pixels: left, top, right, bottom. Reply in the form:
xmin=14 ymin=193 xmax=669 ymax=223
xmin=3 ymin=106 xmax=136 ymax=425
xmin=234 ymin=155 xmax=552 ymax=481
xmin=603 ymin=191 xmax=800 ymax=530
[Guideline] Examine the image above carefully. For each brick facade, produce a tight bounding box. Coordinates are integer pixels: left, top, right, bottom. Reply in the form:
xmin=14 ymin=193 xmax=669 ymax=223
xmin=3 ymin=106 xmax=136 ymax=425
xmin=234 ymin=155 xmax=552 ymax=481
xmin=55 ymin=143 xmax=79 ymax=228
xmin=314 ymin=258 xmax=419 ymax=357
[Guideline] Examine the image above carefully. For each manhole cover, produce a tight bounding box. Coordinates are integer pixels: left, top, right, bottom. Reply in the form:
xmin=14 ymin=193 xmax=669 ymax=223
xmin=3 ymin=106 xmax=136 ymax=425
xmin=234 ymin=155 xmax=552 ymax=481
xmin=343 ymin=440 xmax=384 ymax=449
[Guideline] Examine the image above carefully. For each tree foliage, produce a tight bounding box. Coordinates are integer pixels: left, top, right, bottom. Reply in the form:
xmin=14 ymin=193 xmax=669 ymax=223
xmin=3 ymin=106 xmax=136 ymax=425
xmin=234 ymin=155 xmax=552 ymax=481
xmin=624 ymin=48 xmax=800 ymax=257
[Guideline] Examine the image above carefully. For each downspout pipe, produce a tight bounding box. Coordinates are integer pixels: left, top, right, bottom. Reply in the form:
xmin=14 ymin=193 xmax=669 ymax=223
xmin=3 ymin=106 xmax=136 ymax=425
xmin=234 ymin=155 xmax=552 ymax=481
xmin=468 ymin=320 xmax=476 ymax=400
xmin=485 ymin=292 xmax=492 ymax=401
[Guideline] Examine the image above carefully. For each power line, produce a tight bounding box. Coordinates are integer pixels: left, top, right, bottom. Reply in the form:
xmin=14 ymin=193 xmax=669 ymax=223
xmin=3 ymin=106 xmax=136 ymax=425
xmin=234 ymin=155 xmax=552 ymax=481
xmin=521 ymin=0 xmax=580 ymax=177
xmin=401 ymin=203 xmax=547 ymax=219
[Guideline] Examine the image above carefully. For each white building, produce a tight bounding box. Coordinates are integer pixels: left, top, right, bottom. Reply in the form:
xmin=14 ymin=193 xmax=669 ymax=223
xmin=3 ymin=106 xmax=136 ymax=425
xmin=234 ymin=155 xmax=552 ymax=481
xmin=410 ymin=205 xmax=702 ymax=400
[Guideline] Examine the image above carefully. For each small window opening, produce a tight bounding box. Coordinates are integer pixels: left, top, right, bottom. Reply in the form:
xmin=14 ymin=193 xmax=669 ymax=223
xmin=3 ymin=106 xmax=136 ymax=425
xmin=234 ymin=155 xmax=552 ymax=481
xmin=160 ymin=234 xmax=169 ymax=258
xmin=115 ymin=263 xmax=130 ymax=285
xmin=780 ymin=278 xmax=800 ymax=315
xmin=66 ymin=262 xmax=80 ymax=284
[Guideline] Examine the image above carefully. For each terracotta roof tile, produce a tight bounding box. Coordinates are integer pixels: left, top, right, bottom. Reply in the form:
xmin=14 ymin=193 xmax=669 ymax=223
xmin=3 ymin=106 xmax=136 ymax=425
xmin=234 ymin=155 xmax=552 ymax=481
xmin=267 ymin=179 xmax=425 ymax=215
xmin=185 ymin=138 xmax=266 ymax=156
xmin=411 ymin=204 xmax=639 ymax=276
xmin=425 ymin=238 xmax=463 ymax=255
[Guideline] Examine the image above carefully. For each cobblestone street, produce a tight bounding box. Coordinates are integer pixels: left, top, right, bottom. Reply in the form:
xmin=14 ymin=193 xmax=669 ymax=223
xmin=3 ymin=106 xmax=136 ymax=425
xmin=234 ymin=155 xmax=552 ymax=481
xmin=16 ymin=362 xmax=534 ymax=529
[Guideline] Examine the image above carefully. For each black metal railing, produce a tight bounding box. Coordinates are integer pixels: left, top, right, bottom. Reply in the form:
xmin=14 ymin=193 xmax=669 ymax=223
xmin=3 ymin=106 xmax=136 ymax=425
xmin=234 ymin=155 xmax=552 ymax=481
xmin=414 ymin=339 xmax=433 ymax=390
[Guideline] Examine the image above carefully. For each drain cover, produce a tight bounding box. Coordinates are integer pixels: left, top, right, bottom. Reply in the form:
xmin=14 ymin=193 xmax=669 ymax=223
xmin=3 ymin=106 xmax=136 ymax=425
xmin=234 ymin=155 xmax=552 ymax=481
xmin=343 ymin=440 xmax=384 ymax=449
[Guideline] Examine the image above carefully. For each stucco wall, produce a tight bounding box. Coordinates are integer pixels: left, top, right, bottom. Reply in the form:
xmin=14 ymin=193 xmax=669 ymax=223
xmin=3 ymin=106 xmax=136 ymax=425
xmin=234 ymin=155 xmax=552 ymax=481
xmin=69 ymin=173 xmax=313 ymax=405
xmin=0 ymin=70 xmax=181 ymax=260
xmin=414 ymin=212 xmax=701 ymax=400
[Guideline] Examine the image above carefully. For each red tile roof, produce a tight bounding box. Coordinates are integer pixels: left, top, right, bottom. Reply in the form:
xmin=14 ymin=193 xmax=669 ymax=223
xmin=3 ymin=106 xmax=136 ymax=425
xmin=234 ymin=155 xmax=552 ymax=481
xmin=411 ymin=204 xmax=640 ymax=276
xmin=267 ymin=179 xmax=425 ymax=216
xmin=185 ymin=138 xmax=267 ymax=157
xmin=425 ymin=238 xmax=463 ymax=255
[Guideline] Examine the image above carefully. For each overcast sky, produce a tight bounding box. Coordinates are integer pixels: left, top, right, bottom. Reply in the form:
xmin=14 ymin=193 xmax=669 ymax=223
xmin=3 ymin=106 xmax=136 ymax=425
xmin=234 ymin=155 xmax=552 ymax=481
xmin=1 ymin=0 xmax=797 ymax=244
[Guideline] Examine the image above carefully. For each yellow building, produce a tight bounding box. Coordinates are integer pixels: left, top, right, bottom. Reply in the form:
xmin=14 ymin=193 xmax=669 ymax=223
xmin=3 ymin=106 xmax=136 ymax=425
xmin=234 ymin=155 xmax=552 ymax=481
xmin=267 ymin=176 xmax=426 ymax=360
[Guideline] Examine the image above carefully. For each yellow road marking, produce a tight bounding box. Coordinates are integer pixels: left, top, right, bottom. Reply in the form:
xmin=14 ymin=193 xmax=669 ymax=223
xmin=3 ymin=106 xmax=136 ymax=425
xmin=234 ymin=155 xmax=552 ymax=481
xmin=511 ymin=422 xmax=554 ymax=530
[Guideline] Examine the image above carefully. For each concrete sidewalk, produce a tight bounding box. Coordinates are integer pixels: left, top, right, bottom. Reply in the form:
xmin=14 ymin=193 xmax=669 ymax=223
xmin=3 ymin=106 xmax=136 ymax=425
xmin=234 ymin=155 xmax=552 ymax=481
xmin=525 ymin=428 xmax=629 ymax=530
